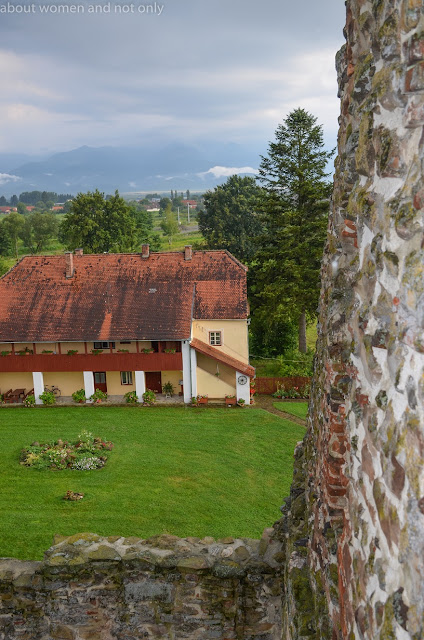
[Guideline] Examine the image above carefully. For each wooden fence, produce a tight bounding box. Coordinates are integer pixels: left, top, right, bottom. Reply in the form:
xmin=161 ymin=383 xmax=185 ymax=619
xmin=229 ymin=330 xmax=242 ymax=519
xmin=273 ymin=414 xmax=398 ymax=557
xmin=255 ymin=376 xmax=311 ymax=395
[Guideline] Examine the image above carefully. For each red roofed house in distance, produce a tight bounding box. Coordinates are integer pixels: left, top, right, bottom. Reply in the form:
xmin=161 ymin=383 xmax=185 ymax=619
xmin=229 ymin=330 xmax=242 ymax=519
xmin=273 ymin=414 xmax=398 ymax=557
xmin=0 ymin=246 xmax=254 ymax=404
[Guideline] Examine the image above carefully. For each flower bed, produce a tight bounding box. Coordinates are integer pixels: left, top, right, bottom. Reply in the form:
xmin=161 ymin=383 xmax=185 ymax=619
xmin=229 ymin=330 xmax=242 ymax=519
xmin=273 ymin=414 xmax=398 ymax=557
xmin=20 ymin=430 xmax=113 ymax=471
xmin=272 ymin=383 xmax=310 ymax=399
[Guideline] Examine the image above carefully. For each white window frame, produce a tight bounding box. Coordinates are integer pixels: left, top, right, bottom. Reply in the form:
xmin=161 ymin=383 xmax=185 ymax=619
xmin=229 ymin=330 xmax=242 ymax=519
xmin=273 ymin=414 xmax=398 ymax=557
xmin=120 ymin=371 xmax=133 ymax=385
xmin=94 ymin=341 xmax=115 ymax=349
xmin=209 ymin=331 xmax=222 ymax=346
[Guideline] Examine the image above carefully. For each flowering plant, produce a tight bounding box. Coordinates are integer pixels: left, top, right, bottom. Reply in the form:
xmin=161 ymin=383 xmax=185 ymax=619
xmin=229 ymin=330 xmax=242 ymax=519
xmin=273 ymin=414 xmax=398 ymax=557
xmin=20 ymin=432 xmax=113 ymax=470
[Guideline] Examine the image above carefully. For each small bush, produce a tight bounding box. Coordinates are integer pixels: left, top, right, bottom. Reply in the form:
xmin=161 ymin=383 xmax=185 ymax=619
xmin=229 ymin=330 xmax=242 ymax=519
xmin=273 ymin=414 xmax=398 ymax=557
xmin=24 ymin=395 xmax=36 ymax=408
xmin=124 ymin=390 xmax=138 ymax=404
xmin=90 ymin=389 xmax=108 ymax=402
xmin=39 ymin=391 xmax=56 ymax=405
xmin=162 ymin=381 xmax=175 ymax=395
xmin=72 ymin=389 xmax=86 ymax=403
xmin=272 ymin=383 xmax=310 ymax=399
xmin=142 ymin=389 xmax=156 ymax=405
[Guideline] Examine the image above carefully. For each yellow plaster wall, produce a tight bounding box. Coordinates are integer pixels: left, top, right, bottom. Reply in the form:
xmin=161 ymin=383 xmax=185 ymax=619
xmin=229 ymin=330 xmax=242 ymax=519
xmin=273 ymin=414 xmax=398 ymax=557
xmin=59 ymin=342 xmax=86 ymax=354
xmin=161 ymin=370 xmax=183 ymax=394
xmin=11 ymin=343 xmax=34 ymax=353
xmin=37 ymin=343 xmax=56 ymax=353
xmin=106 ymin=371 xmax=136 ymax=395
xmin=191 ymin=320 xmax=249 ymax=364
xmin=43 ymin=372 xmax=85 ymax=396
xmin=196 ymin=354 xmax=236 ymax=397
xmin=114 ymin=341 xmax=139 ymax=354
xmin=0 ymin=372 xmax=33 ymax=393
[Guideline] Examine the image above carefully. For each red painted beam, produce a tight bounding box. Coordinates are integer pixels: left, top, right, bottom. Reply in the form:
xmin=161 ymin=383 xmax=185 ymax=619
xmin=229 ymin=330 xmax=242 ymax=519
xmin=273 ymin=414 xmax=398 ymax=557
xmin=0 ymin=352 xmax=182 ymax=373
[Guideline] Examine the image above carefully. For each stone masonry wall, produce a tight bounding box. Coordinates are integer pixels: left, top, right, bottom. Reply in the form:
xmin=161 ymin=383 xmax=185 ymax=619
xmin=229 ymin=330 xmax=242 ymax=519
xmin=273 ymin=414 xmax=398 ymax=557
xmin=274 ymin=0 xmax=424 ymax=638
xmin=0 ymin=531 xmax=282 ymax=640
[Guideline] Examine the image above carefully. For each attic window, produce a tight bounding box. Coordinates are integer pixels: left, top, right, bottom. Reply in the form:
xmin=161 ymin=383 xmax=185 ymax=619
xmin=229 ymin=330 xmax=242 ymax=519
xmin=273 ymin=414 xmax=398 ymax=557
xmin=209 ymin=331 xmax=222 ymax=346
xmin=94 ymin=341 xmax=115 ymax=349
xmin=149 ymin=288 xmax=157 ymax=294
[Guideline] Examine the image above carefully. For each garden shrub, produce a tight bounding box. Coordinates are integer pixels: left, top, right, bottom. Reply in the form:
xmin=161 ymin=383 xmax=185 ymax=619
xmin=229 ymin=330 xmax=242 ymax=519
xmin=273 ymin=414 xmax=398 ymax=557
xmin=20 ymin=430 xmax=113 ymax=471
xmin=142 ymin=389 xmax=156 ymax=405
xmin=72 ymin=389 xmax=86 ymax=403
xmin=39 ymin=391 xmax=56 ymax=405
xmin=24 ymin=395 xmax=36 ymax=407
xmin=124 ymin=390 xmax=138 ymax=403
xmin=90 ymin=389 xmax=108 ymax=402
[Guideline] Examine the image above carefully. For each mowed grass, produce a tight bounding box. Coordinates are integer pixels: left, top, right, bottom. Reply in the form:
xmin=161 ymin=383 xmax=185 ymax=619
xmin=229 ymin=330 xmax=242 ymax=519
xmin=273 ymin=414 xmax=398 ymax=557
xmin=0 ymin=406 xmax=305 ymax=560
xmin=273 ymin=402 xmax=309 ymax=420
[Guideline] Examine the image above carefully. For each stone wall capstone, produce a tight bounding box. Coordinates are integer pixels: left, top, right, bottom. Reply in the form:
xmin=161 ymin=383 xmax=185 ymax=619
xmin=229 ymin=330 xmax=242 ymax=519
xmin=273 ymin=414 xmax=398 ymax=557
xmin=274 ymin=0 xmax=424 ymax=638
xmin=0 ymin=531 xmax=282 ymax=640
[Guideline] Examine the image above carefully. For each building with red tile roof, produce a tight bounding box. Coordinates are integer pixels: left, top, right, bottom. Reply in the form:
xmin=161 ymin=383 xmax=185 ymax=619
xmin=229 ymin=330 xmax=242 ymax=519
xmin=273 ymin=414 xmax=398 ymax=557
xmin=0 ymin=246 xmax=253 ymax=404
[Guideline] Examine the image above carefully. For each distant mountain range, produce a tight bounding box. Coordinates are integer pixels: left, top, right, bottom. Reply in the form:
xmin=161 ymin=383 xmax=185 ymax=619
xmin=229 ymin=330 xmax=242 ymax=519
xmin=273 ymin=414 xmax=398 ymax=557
xmin=0 ymin=142 xmax=263 ymax=197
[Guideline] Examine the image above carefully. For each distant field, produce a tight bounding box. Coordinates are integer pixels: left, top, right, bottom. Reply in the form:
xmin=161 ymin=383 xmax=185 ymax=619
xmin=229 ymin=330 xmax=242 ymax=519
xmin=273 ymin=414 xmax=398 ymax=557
xmin=0 ymin=406 xmax=305 ymax=560
xmin=166 ymin=230 xmax=204 ymax=250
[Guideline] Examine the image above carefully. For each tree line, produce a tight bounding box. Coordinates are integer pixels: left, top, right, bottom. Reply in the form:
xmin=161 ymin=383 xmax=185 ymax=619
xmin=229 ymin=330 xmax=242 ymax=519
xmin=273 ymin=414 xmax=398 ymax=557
xmin=0 ymin=191 xmax=161 ymax=268
xmin=0 ymin=191 xmax=73 ymax=207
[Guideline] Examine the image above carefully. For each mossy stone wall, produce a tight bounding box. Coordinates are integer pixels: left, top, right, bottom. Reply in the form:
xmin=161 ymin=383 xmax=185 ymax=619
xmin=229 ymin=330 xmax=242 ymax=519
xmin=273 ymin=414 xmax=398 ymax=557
xmin=0 ymin=532 xmax=283 ymax=640
xmin=273 ymin=0 xmax=424 ymax=638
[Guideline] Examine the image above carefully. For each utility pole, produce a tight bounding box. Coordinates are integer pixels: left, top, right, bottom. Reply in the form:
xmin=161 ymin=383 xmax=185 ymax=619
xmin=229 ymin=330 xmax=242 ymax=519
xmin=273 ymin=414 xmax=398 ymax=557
xmin=187 ymin=203 xmax=190 ymax=224
xmin=177 ymin=207 xmax=180 ymax=224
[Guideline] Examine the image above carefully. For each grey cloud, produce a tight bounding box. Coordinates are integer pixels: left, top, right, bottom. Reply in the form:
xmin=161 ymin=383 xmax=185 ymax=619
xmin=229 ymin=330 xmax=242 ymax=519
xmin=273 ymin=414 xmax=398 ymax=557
xmin=0 ymin=0 xmax=346 ymax=154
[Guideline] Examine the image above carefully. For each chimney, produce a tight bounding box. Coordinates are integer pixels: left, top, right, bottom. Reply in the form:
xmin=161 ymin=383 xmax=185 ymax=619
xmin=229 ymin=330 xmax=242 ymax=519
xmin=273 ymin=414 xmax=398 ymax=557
xmin=141 ymin=244 xmax=150 ymax=259
xmin=74 ymin=248 xmax=83 ymax=256
xmin=65 ymin=251 xmax=74 ymax=278
xmin=184 ymin=245 xmax=192 ymax=261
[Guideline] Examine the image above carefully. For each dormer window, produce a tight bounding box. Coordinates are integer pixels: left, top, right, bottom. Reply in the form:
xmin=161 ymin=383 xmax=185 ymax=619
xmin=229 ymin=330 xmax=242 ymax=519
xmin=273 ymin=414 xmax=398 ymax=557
xmin=209 ymin=331 xmax=222 ymax=346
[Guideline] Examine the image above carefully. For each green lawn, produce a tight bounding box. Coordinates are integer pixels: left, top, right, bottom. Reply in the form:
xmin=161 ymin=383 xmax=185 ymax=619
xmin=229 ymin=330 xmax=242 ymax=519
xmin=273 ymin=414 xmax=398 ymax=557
xmin=0 ymin=406 xmax=304 ymax=560
xmin=273 ymin=402 xmax=309 ymax=420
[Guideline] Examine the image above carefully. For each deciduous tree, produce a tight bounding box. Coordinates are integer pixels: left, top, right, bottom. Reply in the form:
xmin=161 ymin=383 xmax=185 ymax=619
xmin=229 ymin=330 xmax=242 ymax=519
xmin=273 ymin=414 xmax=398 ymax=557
xmin=60 ymin=190 xmax=137 ymax=253
xmin=20 ymin=212 xmax=58 ymax=253
xmin=198 ymin=175 xmax=263 ymax=264
xmin=160 ymin=204 xmax=180 ymax=246
xmin=2 ymin=212 xmax=24 ymax=261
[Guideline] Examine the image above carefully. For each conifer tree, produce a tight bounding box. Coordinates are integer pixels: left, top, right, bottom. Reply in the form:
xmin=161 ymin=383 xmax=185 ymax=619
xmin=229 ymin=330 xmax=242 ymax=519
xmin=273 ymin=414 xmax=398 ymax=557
xmin=253 ymin=108 xmax=334 ymax=352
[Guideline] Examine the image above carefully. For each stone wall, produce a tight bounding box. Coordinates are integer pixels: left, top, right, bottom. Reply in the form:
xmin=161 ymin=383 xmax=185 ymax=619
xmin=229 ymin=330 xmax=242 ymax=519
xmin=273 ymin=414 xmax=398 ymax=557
xmin=274 ymin=0 xmax=424 ymax=638
xmin=0 ymin=531 xmax=282 ymax=640
xmin=2 ymin=2 xmax=424 ymax=639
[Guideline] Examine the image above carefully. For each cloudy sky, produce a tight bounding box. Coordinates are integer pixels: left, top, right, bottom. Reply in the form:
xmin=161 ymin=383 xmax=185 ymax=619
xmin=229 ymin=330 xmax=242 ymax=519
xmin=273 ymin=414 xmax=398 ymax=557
xmin=0 ymin=0 xmax=346 ymax=157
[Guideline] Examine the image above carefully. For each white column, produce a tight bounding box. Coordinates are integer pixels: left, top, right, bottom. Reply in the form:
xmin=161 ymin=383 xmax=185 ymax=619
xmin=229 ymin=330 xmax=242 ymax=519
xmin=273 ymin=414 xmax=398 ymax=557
xmin=190 ymin=348 xmax=197 ymax=399
xmin=83 ymin=371 xmax=95 ymax=403
xmin=236 ymin=372 xmax=251 ymax=405
xmin=135 ymin=371 xmax=146 ymax=402
xmin=32 ymin=371 xmax=44 ymax=405
xmin=181 ymin=340 xmax=192 ymax=403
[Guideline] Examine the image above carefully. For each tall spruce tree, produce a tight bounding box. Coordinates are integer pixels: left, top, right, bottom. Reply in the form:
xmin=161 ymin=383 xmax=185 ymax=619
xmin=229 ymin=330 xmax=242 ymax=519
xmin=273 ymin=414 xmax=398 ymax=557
xmin=253 ymin=108 xmax=334 ymax=352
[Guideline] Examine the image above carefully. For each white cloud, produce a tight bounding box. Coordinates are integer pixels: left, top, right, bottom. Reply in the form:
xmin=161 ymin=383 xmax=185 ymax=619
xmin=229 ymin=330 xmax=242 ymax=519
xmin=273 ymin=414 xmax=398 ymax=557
xmin=199 ymin=166 xmax=259 ymax=179
xmin=0 ymin=173 xmax=21 ymax=185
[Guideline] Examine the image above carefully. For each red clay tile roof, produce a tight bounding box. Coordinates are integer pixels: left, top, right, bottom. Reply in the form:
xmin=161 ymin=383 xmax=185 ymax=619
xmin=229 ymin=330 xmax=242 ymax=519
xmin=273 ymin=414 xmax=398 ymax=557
xmin=0 ymin=250 xmax=248 ymax=342
xmin=190 ymin=337 xmax=255 ymax=377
